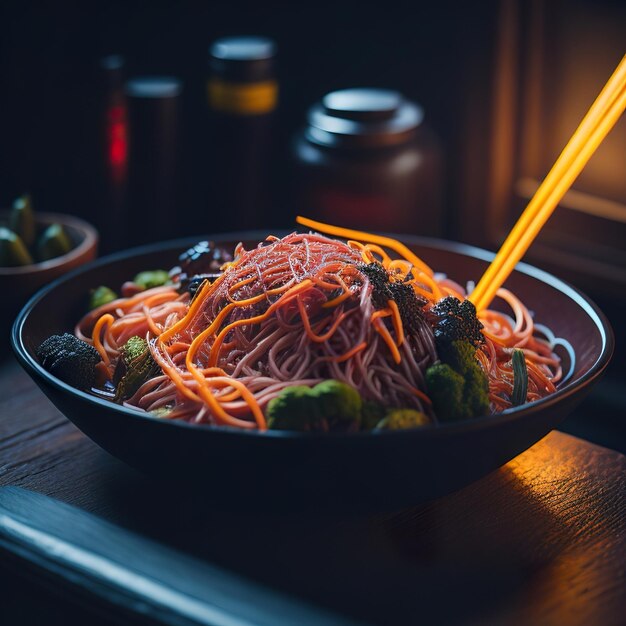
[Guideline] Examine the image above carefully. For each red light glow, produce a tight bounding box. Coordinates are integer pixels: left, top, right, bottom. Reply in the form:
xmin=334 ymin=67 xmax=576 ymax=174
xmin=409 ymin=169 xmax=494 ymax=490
xmin=107 ymin=104 xmax=128 ymax=179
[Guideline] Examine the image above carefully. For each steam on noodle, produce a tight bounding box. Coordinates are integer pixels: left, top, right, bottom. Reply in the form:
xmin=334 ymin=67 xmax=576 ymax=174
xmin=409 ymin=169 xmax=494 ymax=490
xmin=76 ymin=231 xmax=564 ymax=429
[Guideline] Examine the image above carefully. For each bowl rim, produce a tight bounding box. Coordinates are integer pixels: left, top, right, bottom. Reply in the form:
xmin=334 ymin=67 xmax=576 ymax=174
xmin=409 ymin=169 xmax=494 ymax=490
xmin=11 ymin=230 xmax=615 ymax=441
xmin=0 ymin=211 xmax=98 ymax=276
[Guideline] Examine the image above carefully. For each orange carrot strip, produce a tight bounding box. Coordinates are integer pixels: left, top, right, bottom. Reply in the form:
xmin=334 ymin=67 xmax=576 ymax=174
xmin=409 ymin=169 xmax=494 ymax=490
xmin=297 ymin=298 xmax=349 ymax=343
xmin=311 ymin=276 xmax=343 ymax=290
xmin=320 ymin=274 xmax=350 ymax=308
xmin=142 ymin=304 xmax=162 ymax=337
xmin=92 ymin=314 xmax=115 ymax=366
xmin=387 ymin=299 xmax=404 ymax=346
xmin=364 ymin=243 xmax=391 ymax=265
xmin=159 ymin=276 xmax=218 ymax=342
xmin=407 ymin=384 xmax=433 ymax=406
xmin=371 ymin=309 xmax=392 ymax=321
xmin=322 ymin=291 xmax=352 ymax=309
xmin=296 ymin=215 xmax=434 ymax=276
xmin=373 ymin=317 xmax=401 ymax=364
xmin=207 ymin=280 xmax=313 ymax=366
xmin=229 ymin=275 xmax=256 ymax=294
xmin=150 ymin=343 xmax=204 ymax=403
xmin=325 ymin=341 xmax=367 ymax=363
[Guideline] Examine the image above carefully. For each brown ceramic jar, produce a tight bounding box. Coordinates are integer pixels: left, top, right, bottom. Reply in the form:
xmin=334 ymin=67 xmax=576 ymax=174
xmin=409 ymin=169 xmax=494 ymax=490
xmin=292 ymin=88 xmax=443 ymax=235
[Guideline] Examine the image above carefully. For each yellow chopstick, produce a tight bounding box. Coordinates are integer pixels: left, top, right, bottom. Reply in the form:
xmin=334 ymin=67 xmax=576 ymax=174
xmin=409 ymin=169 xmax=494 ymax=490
xmin=470 ymin=54 xmax=626 ymax=311
xmin=475 ymin=84 xmax=626 ymax=311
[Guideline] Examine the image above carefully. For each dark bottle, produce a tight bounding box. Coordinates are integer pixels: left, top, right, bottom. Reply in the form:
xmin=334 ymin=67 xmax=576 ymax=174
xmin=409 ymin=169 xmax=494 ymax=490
xmin=125 ymin=77 xmax=182 ymax=247
xmin=206 ymin=36 xmax=278 ymax=231
xmin=292 ymin=88 xmax=444 ymax=236
xmin=95 ymin=55 xmax=128 ymax=253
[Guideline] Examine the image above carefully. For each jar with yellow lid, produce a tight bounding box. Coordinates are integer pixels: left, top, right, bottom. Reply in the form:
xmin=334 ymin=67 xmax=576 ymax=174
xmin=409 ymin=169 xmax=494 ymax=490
xmin=206 ymin=36 xmax=278 ymax=231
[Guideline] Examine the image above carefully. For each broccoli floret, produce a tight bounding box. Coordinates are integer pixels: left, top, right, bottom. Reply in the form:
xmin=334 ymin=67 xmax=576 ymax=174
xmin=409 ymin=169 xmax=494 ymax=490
xmin=133 ymin=270 xmax=171 ymax=290
xmin=266 ymin=380 xmax=362 ymax=432
xmin=357 ymin=262 xmax=426 ymax=331
xmin=89 ymin=285 xmax=118 ymax=310
xmin=375 ymin=409 xmax=430 ymax=430
xmin=426 ymin=339 xmax=489 ymax=422
xmin=114 ymin=336 xmax=160 ymax=401
xmin=36 ymin=333 xmax=101 ymax=390
xmin=436 ymin=339 xmax=477 ymax=375
xmin=425 ymin=364 xmax=466 ymax=421
xmin=463 ymin=365 xmax=489 ymax=417
xmin=312 ymin=380 xmax=361 ymax=428
xmin=266 ymin=385 xmax=318 ymax=431
xmin=430 ymin=296 xmax=484 ymax=348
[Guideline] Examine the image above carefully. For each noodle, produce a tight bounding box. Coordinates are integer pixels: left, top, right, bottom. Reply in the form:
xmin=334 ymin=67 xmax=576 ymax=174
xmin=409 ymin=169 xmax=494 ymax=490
xmin=75 ymin=231 xmax=566 ymax=429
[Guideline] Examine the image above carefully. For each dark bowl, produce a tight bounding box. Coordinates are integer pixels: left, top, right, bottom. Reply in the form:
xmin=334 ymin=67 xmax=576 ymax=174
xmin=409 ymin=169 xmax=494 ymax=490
xmin=0 ymin=211 xmax=98 ymax=343
xmin=11 ymin=233 xmax=613 ymax=511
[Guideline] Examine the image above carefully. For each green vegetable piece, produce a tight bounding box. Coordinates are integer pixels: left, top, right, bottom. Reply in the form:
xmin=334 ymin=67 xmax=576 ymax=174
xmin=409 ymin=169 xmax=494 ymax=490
xmin=511 ymin=349 xmax=529 ymax=407
xmin=436 ymin=339 xmax=477 ymax=375
xmin=133 ymin=270 xmax=171 ymax=290
xmin=121 ymin=336 xmax=149 ymax=363
xmin=362 ymin=400 xmax=387 ymax=431
xmin=426 ymin=363 xmax=466 ymax=422
xmin=10 ymin=194 xmax=35 ymax=247
xmin=464 ymin=364 xmax=489 ymax=416
xmin=376 ymin=409 xmax=430 ymax=430
xmin=150 ymin=407 xmax=173 ymax=418
xmin=266 ymin=380 xmax=362 ymax=431
xmin=266 ymin=385 xmax=317 ymax=431
xmin=115 ymin=336 xmax=160 ymax=401
xmin=36 ymin=223 xmax=73 ymax=261
xmin=427 ymin=339 xmax=490 ymax=422
xmin=89 ymin=286 xmax=118 ymax=310
xmin=0 ymin=227 xmax=34 ymax=266
xmin=311 ymin=379 xmax=361 ymax=427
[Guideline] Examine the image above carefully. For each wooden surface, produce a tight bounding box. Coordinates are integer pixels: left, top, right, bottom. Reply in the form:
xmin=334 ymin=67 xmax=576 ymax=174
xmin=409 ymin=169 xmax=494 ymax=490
xmin=0 ymin=353 xmax=625 ymax=626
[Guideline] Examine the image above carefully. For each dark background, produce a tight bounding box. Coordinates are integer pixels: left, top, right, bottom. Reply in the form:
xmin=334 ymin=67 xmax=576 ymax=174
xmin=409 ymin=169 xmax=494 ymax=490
xmin=0 ymin=0 xmax=497 ymax=237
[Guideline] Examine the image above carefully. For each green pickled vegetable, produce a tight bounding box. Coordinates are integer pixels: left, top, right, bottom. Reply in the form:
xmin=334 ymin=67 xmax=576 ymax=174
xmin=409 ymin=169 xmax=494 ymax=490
xmin=133 ymin=270 xmax=171 ymax=290
xmin=511 ymin=349 xmax=529 ymax=407
xmin=0 ymin=227 xmax=34 ymax=266
xmin=89 ymin=286 xmax=118 ymax=310
xmin=36 ymin=223 xmax=73 ymax=261
xmin=9 ymin=194 xmax=35 ymax=247
xmin=114 ymin=336 xmax=160 ymax=401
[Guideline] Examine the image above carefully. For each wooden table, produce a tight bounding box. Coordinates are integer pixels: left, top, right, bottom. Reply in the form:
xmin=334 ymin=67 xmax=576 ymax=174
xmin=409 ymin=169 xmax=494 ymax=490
xmin=0 ymin=354 xmax=624 ymax=626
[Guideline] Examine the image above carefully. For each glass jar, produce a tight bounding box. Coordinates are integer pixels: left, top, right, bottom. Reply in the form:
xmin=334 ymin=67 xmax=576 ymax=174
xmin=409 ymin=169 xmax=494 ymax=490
xmin=292 ymin=88 xmax=443 ymax=235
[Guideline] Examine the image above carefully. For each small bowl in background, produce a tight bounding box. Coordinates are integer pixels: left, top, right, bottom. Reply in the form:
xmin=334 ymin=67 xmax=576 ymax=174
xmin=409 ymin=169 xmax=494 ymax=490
xmin=0 ymin=211 xmax=98 ymax=343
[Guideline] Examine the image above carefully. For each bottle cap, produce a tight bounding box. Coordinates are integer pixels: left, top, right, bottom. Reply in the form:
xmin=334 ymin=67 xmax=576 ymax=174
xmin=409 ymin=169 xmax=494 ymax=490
xmin=209 ymin=36 xmax=276 ymax=82
xmin=125 ymin=77 xmax=182 ymax=99
xmin=306 ymin=88 xmax=423 ymax=149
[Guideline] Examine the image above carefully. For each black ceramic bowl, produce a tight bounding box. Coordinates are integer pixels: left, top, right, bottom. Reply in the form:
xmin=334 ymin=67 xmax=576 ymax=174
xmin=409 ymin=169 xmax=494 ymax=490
xmin=12 ymin=233 xmax=613 ymax=511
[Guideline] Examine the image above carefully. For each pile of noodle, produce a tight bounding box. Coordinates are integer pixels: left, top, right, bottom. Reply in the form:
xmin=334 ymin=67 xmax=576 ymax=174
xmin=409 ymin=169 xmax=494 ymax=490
xmin=76 ymin=231 xmax=565 ymax=429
